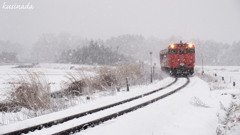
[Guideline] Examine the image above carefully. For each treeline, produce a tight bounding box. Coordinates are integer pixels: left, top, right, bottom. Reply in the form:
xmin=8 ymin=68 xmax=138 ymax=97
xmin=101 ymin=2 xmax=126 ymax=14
xmin=59 ymin=41 xmax=130 ymax=65
xmin=0 ymin=52 xmax=18 ymax=63
xmin=1 ymin=33 xmax=240 ymax=66
xmin=0 ymin=40 xmax=19 ymax=63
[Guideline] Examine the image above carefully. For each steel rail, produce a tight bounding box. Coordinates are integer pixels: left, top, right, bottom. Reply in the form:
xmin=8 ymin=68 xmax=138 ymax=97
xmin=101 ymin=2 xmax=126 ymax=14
xmin=3 ymin=78 xmax=177 ymax=135
xmin=54 ymin=77 xmax=189 ymax=135
xmin=53 ymin=77 xmax=190 ymax=135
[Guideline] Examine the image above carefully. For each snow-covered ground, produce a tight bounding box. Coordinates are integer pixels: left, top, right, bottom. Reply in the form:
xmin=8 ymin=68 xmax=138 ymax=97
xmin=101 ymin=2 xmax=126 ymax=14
xmin=1 ymin=64 xmax=240 ymax=135
xmin=76 ymin=66 xmax=240 ymax=135
xmin=197 ymin=66 xmax=240 ymax=90
xmin=76 ymin=77 xmax=218 ymax=135
xmin=196 ymin=66 xmax=240 ymax=135
xmin=0 ymin=63 xmax=96 ymax=98
xmin=0 ymin=76 xmax=175 ymax=134
xmin=0 ymin=63 xmax=98 ymax=125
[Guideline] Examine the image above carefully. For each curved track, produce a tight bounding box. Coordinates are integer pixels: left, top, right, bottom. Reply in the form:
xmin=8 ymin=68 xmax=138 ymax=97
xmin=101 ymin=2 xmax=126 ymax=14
xmin=2 ymin=78 xmax=178 ymax=135
xmin=27 ymin=77 xmax=190 ymax=135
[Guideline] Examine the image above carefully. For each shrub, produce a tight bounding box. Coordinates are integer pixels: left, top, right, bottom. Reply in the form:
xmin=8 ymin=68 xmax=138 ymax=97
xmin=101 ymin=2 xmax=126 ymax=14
xmin=95 ymin=66 xmax=118 ymax=89
xmin=64 ymin=79 xmax=87 ymax=96
xmin=63 ymin=70 xmax=90 ymax=96
xmin=9 ymin=70 xmax=51 ymax=111
xmin=115 ymin=63 xmax=144 ymax=85
xmin=64 ymin=63 xmax=145 ymax=94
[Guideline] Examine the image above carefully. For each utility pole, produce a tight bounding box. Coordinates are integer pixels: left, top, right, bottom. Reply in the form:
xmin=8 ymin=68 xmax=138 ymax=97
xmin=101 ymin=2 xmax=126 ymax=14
xmin=201 ymin=53 xmax=204 ymax=75
xmin=153 ymin=63 xmax=156 ymax=80
xmin=150 ymin=51 xmax=153 ymax=83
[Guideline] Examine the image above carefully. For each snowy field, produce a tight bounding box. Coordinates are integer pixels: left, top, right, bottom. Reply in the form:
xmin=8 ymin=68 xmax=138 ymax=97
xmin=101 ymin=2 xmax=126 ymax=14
xmin=0 ymin=63 xmax=99 ymax=126
xmin=0 ymin=64 xmax=240 ymax=135
xmin=0 ymin=63 xmax=96 ymax=101
xmin=200 ymin=66 xmax=240 ymax=90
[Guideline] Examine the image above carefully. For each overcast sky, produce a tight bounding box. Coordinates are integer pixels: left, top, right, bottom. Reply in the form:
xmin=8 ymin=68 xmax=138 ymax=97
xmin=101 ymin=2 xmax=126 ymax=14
xmin=0 ymin=0 xmax=239 ymax=45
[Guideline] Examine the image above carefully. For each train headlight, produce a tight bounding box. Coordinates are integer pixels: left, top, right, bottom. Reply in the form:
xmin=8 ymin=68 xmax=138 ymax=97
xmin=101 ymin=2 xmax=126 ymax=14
xmin=170 ymin=44 xmax=175 ymax=49
xmin=188 ymin=43 xmax=193 ymax=48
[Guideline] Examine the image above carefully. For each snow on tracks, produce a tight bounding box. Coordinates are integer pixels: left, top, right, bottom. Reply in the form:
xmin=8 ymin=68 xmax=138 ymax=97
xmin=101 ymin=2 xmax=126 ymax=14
xmin=0 ymin=77 xmax=177 ymax=135
xmin=26 ymin=77 xmax=189 ymax=135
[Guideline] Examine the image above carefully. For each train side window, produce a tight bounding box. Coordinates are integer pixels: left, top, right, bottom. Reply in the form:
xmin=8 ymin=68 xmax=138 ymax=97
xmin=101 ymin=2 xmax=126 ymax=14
xmin=168 ymin=49 xmax=177 ymax=54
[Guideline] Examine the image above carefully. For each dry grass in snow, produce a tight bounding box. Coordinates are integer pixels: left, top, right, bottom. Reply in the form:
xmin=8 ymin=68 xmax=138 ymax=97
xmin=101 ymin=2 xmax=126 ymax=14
xmin=8 ymin=70 xmax=51 ymax=111
xmin=64 ymin=63 xmax=146 ymax=96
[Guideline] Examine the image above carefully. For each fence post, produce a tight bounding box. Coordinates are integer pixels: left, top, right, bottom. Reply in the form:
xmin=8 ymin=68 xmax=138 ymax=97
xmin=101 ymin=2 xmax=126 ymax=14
xmin=126 ymin=78 xmax=129 ymax=92
xmin=116 ymin=87 xmax=120 ymax=92
xmin=201 ymin=70 xmax=204 ymax=75
xmin=150 ymin=66 xmax=153 ymax=83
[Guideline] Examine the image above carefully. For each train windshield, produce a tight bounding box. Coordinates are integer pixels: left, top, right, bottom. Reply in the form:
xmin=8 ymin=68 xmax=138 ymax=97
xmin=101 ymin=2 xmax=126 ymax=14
xmin=186 ymin=48 xmax=195 ymax=53
xmin=179 ymin=49 xmax=184 ymax=55
xmin=168 ymin=49 xmax=177 ymax=54
xmin=178 ymin=44 xmax=185 ymax=47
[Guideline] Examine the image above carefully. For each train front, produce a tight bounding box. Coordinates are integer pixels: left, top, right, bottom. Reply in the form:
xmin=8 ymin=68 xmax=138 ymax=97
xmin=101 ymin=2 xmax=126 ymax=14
xmin=168 ymin=42 xmax=195 ymax=76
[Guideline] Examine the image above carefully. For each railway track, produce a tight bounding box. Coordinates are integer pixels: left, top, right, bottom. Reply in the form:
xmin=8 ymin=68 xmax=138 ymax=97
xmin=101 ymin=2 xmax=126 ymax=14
xmin=1 ymin=77 xmax=189 ymax=135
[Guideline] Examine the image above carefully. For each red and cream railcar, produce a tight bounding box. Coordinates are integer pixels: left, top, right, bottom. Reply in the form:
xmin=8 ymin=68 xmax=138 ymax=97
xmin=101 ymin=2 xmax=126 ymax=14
xmin=160 ymin=41 xmax=195 ymax=76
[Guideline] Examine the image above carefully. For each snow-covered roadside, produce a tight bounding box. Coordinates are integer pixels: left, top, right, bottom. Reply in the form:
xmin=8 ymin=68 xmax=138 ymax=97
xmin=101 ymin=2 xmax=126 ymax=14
xmin=77 ymin=74 xmax=240 ymax=135
xmin=216 ymin=93 xmax=240 ymax=135
xmin=195 ymin=66 xmax=240 ymax=135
